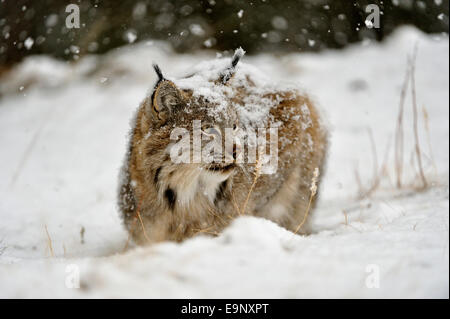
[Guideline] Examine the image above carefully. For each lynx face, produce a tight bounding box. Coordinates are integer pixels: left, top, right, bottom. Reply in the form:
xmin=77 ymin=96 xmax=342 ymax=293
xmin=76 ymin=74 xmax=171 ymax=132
xmin=148 ymin=80 xmax=240 ymax=173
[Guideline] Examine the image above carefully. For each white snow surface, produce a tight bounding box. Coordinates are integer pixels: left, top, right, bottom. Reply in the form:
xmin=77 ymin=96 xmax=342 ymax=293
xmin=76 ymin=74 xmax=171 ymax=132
xmin=0 ymin=27 xmax=448 ymax=298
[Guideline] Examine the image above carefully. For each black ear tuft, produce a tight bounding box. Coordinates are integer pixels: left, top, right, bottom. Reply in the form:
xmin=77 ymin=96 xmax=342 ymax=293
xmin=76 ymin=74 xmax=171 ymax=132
xmin=153 ymin=63 xmax=164 ymax=82
xmin=231 ymin=47 xmax=245 ymax=68
xmin=220 ymin=47 xmax=246 ymax=84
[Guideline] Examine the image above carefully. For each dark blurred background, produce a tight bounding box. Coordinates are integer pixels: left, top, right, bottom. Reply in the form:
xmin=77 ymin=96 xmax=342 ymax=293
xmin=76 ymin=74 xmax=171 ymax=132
xmin=0 ymin=0 xmax=448 ymax=71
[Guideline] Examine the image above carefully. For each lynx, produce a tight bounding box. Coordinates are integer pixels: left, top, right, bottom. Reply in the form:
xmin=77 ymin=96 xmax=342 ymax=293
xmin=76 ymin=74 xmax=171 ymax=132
xmin=118 ymin=49 xmax=328 ymax=245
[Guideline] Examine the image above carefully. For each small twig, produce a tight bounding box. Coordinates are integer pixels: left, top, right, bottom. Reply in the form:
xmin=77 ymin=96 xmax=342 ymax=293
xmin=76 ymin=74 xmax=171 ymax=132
xmin=193 ymin=225 xmax=216 ymax=235
xmin=231 ymin=191 xmax=241 ymax=216
xmin=422 ymin=105 xmax=437 ymax=177
xmin=364 ymin=128 xmax=381 ymax=196
xmin=241 ymin=158 xmax=262 ymax=215
xmin=353 ymin=162 xmax=364 ymax=196
xmin=394 ymin=60 xmax=411 ymax=189
xmin=122 ymin=231 xmax=132 ymax=252
xmin=123 ymin=205 xmax=140 ymax=252
xmin=409 ymin=46 xmax=427 ymax=189
xmin=207 ymin=208 xmax=227 ymax=227
xmin=356 ymin=129 xmax=382 ymax=199
xmin=136 ymin=207 xmax=151 ymax=243
xmin=342 ymin=210 xmax=349 ymax=226
xmin=192 ymin=227 xmax=220 ymax=237
xmin=368 ymin=128 xmax=379 ymax=185
xmin=44 ymin=225 xmax=54 ymax=258
xmin=80 ymin=226 xmax=85 ymax=245
xmin=294 ymin=195 xmax=314 ymax=235
xmin=294 ymin=168 xmax=319 ymax=235
xmin=380 ymin=134 xmax=394 ymax=185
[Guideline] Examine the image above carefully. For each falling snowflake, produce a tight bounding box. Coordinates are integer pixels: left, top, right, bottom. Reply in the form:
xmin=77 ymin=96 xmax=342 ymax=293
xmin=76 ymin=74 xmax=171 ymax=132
xmin=24 ymin=37 xmax=34 ymax=50
xmin=189 ymin=24 xmax=205 ymax=37
xmin=365 ymin=20 xmax=374 ymax=28
xmin=125 ymin=30 xmax=137 ymax=43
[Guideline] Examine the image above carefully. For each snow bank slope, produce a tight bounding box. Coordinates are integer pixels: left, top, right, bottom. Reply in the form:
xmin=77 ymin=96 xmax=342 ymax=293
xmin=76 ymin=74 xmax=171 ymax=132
xmin=0 ymin=27 xmax=448 ymax=298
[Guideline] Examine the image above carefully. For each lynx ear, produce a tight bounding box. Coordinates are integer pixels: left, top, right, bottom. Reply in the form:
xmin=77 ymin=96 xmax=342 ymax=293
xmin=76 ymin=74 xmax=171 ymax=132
xmin=147 ymin=65 xmax=183 ymax=124
xmin=219 ymin=47 xmax=245 ymax=84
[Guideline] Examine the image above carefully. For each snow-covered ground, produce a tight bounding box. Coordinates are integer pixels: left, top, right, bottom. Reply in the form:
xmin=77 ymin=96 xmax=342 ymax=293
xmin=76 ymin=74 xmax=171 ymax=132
xmin=0 ymin=27 xmax=448 ymax=298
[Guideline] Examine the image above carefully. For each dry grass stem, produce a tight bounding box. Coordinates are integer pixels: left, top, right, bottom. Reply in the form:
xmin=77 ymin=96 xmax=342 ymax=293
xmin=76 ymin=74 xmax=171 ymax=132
xmin=353 ymin=162 xmax=364 ymax=195
xmin=122 ymin=231 xmax=132 ymax=252
xmin=294 ymin=168 xmax=319 ymax=235
xmin=409 ymin=48 xmax=428 ymax=189
xmin=44 ymin=225 xmax=54 ymax=258
xmin=355 ymin=46 xmax=432 ymax=198
xmin=230 ymin=190 xmax=241 ymax=216
xmin=364 ymin=128 xmax=381 ymax=197
xmin=394 ymin=61 xmax=410 ymax=188
xmin=207 ymin=208 xmax=227 ymax=227
xmin=193 ymin=225 xmax=215 ymax=235
xmin=342 ymin=210 xmax=349 ymax=226
xmin=355 ymin=129 xmax=384 ymax=199
xmin=136 ymin=207 xmax=151 ymax=243
xmin=380 ymin=135 xmax=393 ymax=184
xmin=241 ymin=157 xmax=262 ymax=215
xmin=193 ymin=226 xmax=219 ymax=236
xmin=122 ymin=207 xmax=142 ymax=252
xmin=422 ymin=106 xmax=437 ymax=176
